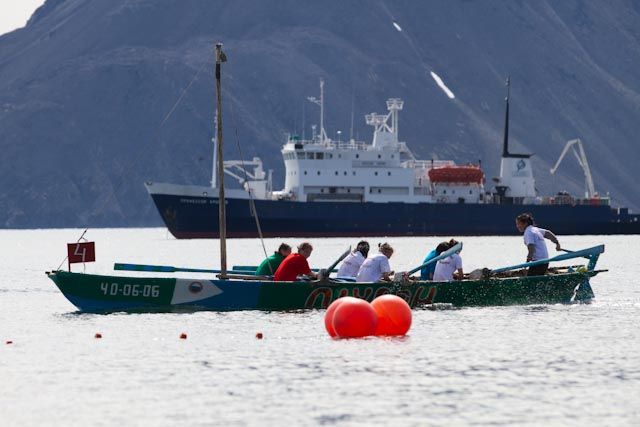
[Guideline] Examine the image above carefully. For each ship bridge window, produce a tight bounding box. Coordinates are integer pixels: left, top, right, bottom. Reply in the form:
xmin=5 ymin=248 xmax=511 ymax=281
xmin=378 ymin=154 xmax=381 ymax=159
xmin=328 ymin=154 xmax=333 ymax=159
xmin=315 ymin=153 xmax=324 ymax=159
xmin=387 ymin=172 xmax=391 ymax=176
xmin=355 ymin=154 xmax=359 ymax=159
xmin=374 ymin=172 xmax=378 ymax=176
xmin=306 ymin=153 xmax=314 ymax=159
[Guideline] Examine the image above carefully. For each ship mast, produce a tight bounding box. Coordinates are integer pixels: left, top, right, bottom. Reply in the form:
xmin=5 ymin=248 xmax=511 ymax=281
xmin=502 ymin=76 xmax=510 ymax=157
xmin=307 ymin=78 xmax=328 ymax=143
xmin=215 ymin=43 xmax=228 ymax=279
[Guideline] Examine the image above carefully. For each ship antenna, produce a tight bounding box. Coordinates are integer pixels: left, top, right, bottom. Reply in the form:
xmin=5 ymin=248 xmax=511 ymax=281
xmin=215 ymin=42 xmax=228 ymax=279
xmin=320 ymin=78 xmax=327 ymax=143
xmin=302 ymin=99 xmax=306 ymax=140
xmin=502 ymin=76 xmax=510 ymax=157
xmin=307 ymin=78 xmax=328 ymax=143
xmin=349 ymin=87 xmax=355 ymax=141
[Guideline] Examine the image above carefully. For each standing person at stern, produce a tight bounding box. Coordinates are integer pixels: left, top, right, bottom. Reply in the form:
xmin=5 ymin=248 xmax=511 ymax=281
xmin=515 ymin=213 xmax=561 ymax=276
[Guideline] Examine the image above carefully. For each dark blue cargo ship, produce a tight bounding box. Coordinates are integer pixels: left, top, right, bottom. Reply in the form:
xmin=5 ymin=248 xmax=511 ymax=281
xmin=146 ymin=81 xmax=640 ymax=238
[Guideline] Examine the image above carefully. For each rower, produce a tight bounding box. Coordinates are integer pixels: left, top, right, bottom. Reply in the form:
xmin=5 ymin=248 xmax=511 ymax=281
xmin=336 ymin=241 xmax=370 ymax=279
xmin=356 ymin=243 xmax=394 ymax=282
xmin=273 ymin=242 xmax=318 ymax=281
xmin=433 ymin=239 xmax=463 ymax=281
xmin=515 ymin=213 xmax=561 ymax=276
xmin=255 ymin=243 xmax=291 ymax=276
xmin=420 ymin=241 xmax=450 ymax=280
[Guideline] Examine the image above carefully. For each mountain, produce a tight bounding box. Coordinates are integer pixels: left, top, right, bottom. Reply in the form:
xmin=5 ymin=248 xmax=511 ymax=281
xmin=1 ymin=0 xmax=639 ymax=228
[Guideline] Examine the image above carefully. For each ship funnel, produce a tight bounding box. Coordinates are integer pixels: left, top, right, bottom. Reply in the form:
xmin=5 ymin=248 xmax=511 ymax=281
xmin=502 ymin=77 xmax=510 ymax=157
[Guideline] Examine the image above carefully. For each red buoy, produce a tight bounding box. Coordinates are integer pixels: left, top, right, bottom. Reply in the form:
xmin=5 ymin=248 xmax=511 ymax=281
xmin=180 ymin=333 xmax=188 ymax=339
xmin=332 ymin=298 xmax=378 ymax=338
xmin=324 ymin=297 xmax=353 ymax=337
xmin=6 ymin=340 xmax=13 ymax=345
xmin=371 ymin=295 xmax=412 ymax=336
xmin=94 ymin=333 xmax=102 ymax=339
xmin=255 ymin=332 xmax=263 ymax=339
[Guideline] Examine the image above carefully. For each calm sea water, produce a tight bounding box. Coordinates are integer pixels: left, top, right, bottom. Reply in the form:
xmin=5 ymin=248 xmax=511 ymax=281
xmin=1 ymin=229 xmax=639 ymax=426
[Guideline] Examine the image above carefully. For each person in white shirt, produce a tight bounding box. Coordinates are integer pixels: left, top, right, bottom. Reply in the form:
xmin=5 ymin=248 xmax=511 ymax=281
xmin=433 ymin=239 xmax=463 ymax=281
xmin=356 ymin=243 xmax=394 ymax=282
xmin=337 ymin=241 xmax=370 ymax=279
xmin=515 ymin=213 xmax=561 ymax=276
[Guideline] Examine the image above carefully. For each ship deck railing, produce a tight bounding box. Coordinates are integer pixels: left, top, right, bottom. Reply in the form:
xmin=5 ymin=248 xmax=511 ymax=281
xmin=403 ymin=159 xmax=455 ymax=170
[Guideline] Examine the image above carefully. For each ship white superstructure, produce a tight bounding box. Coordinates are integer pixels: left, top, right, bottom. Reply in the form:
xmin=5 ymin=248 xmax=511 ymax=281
xmin=272 ymin=81 xmax=484 ymax=204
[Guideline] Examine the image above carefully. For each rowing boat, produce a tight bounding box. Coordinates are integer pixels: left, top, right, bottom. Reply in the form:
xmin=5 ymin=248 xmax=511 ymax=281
xmin=46 ymin=244 xmax=604 ymax=312
xmin=45 ymin=43 xmax=606 ymax=313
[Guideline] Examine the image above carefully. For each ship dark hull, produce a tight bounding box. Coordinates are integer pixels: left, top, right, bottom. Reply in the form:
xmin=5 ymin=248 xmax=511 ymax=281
xmin=150 ymin=193 xmax=640 ymax=238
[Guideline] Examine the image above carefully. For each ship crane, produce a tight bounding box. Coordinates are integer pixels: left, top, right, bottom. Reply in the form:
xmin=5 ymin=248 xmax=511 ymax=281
xmin=550 ymin=138 xmax=596 ymax=198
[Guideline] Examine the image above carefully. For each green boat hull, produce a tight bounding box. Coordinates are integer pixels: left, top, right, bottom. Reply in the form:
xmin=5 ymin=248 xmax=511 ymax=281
xmin=47 ymin=270 xmax=599 ymax=313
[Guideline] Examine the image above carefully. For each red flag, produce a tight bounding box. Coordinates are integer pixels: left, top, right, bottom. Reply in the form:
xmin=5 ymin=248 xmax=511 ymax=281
xmin=67 ymin=242 xmax=96 ymax=265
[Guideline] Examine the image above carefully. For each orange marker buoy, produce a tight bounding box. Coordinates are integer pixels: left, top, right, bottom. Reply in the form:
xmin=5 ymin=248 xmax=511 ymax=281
xmin=180 ymin=333 xmax=188 ymax=339
xmin=371 ymin=295 xmax=412 ymax=336
xmin=94 ymin=333 xmax=102 ymax=339
xmin=324 ymin=297 xmax=353 ymax=337
xmin=255 ymin=332 xmax=263 ymax=339
xmin=332 ymin=298 xmax=378 ymax=338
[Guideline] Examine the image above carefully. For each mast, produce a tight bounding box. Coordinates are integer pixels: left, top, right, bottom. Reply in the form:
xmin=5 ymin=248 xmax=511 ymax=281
xmin=215 ymin=43 xmax=228 ymax=279
xmin=307 ymin=78 xmax=328 ymax=143
xmin=349 ymin=88 xmax=355 ymax=141
xmin=502 ymin=76 xmax=510 ymax=157
xmin=211 ymin=114 xmax=217 ymax=188
xmin=319 ymin=78 xmax=327 ymax=143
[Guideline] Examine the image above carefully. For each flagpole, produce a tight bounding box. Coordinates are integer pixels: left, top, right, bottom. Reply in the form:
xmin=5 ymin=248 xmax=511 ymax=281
xmin=215 ymin=43 xmax=228 ymax=279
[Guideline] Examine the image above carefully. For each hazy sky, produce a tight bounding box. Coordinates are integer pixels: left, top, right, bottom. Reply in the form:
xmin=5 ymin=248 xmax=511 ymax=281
xmin=0 ymin=0 xmax=46 ymax=35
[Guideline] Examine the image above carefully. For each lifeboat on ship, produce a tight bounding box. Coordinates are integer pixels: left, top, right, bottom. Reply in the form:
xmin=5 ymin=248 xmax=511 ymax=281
xmin=428 ymin=165 xmax=485 ymax=184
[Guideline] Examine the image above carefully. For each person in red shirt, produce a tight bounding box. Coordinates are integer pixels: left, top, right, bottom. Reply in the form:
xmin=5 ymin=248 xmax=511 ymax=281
xmin=273 ymin=242 xmax=318 ymax=281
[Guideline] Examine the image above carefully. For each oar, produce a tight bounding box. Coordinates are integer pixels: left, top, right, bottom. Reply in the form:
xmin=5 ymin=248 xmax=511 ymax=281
xmin=114 ymin=263 xmax=254 ymax=275
xmin=319 ymin=246 xmax=351 ymax=279
xmin=406 ymin=242 xmax=463 ymax=276
xmin=232 ymin=265 xmax=337 ymax=273
xmin=491 ymin=244 xmax=605 ymax=274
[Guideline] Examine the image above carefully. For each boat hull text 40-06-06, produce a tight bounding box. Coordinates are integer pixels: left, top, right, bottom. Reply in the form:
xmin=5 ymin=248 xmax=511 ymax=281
xmin=47 ymin=269 xmax=599 ymax=313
